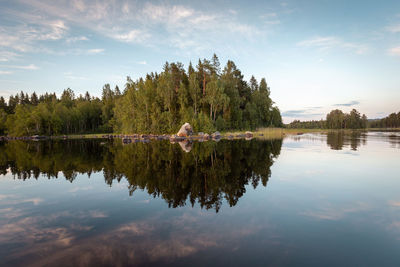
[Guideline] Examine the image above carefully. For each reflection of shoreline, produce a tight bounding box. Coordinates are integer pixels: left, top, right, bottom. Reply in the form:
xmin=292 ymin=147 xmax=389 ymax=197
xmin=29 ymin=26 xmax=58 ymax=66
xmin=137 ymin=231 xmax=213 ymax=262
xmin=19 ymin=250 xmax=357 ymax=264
xmin=284 ymin=131 xmax=400 ymax=151
xmin=0 ymin=139 xmax=282 ymax=212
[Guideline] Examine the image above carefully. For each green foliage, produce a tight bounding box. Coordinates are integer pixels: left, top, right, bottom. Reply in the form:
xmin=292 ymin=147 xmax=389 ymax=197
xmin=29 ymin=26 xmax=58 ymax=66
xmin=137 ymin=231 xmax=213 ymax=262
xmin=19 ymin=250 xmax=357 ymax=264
xmin=1 ymin=55 xmax=282 ymax=136
xmin=288 ymin=108 xmax=368 ymax=129
xmin=369 ymin=112 xmax=400 ymax=128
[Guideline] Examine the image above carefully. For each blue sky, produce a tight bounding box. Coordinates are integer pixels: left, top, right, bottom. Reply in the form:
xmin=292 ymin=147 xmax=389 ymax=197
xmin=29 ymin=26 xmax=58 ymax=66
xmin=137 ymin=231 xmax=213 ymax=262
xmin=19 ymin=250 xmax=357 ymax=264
xmin=0 ymin=0 xmax=399 ymax=122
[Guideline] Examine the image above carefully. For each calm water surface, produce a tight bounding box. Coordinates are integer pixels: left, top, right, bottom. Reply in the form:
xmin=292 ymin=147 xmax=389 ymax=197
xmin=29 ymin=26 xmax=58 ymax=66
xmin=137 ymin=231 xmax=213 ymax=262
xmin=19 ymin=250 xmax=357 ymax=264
xmin=0 ymin=132 xmax=399 ymax=266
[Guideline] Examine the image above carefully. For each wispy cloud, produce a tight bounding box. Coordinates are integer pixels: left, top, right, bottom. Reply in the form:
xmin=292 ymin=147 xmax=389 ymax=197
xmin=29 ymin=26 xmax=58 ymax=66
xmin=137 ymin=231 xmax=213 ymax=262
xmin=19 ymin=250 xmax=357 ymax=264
xmin=112 ymin=30 xmax=150 ymax=44
xmin=0 ymin=14 xmax=69 ymax=52
xmin=259 ymin=13 xmax=281 ymax=25
xmin=297 ymin=36 xmax=368 ymax=54
xmin=66 ymin=36 xmax=89 ymax=43
xmin=137 ymin=61 xmax=147 ymax=65
xmin=0 ymin=70 xmax=13 ymax=75
xmin=87 ymin=48 xmax=104 ymax=55
xmin=0 ymin=51 xmax=20 ymax=62
xmin=6 ymin=0 xmax=266 ymax=53
xmin=386 ymin=24 xmax=400 ymax=33
xmin=282 ymin=107 xmax=323 ymax=118
xmin=64 ymin=72 xmax=89 ymax=80
xmin=1 ymin=64 xmax=39 ymax=70
xmin=333 ymin=100 xmax=360 ymax=107
xmin=388 ymin=46 xmax=400 ymax=56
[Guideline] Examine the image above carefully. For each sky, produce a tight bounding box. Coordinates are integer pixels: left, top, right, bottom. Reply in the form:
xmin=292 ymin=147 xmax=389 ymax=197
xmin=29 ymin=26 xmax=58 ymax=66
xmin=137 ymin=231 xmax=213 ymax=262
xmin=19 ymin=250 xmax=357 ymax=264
xmin=0 ymin=0 xmax=399 ymax=123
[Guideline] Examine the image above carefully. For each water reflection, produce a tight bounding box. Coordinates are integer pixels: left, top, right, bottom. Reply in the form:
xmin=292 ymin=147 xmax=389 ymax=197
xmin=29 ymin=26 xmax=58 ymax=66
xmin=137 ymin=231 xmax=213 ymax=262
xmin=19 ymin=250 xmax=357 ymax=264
xmin=0 ymin=139 xmax=282 ymax=212
xmin=326 ymin=131 xmax=367 ymax=150
xmin=1 ymin=133 xmax=400 ymax=266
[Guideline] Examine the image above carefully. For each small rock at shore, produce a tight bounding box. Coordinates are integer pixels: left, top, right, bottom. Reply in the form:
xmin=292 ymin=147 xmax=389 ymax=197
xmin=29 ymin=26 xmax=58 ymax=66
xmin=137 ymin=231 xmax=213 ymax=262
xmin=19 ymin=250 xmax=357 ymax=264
xmin=211 ymin=131 xmax=221 ymax=139
xmin=245 ymin=131 xmax=253 ymax=138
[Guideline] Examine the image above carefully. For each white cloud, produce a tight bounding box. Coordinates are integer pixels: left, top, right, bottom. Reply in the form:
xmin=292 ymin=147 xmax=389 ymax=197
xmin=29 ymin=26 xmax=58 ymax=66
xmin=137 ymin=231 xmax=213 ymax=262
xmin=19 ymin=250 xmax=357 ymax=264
xmin=7 ymin=0 xmax=265 ymax=53
xmin=297 ymin=36 xmax=368 ymax=54
xmin=137 ymin=61 xmax=147 ymax=65
xmin=87 ymin=48 xmax=104 ymax=54
xmin=0 ymin=51 xmax=19 ymax=62
xmin=386 ymin=24 xmax=400 ymax=33
xmin=64 ymin=72 xmax=89 ymax=80
xmin=0 ymin=71 xmax=13 ymax=75
xmin=388 ymin=46 xmax=400 ymax=56
xmin=66 ymin=36 xmax=89 ymax=43
xmin=113 ymin=30 xmax=150 ymax=43
xmin=1 ymin=64 xmax=39 ymax=70
xmin=0 ymin=17 xmax=68 ymax=52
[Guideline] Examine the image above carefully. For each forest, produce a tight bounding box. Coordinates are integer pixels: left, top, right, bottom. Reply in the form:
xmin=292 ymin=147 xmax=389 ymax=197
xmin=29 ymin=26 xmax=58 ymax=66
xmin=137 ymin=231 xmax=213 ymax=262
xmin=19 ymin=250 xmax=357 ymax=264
xmin=368 ymin=112 xmax=400 ymax=128
xmin=0 ymin=54 xmax=283 ymax=136
xmin=287 ymin=108 xmax=369 ymax=129
xmin=287 ymin=108 xmax=400 ymax=129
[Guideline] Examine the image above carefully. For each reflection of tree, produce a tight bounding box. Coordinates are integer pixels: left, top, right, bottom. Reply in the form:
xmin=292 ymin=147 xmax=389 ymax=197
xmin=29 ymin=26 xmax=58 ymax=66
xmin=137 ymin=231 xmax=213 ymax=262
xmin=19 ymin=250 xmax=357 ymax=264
xmin=326 ymin=131 xmax=366 ymax=151
xmin=0 ymin=139 xmax=282 ymax=212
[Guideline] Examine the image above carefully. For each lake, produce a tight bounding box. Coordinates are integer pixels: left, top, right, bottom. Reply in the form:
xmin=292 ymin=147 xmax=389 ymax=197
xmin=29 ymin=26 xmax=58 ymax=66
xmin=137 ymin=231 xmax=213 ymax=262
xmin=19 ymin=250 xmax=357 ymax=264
xmin=0 ymin=131 xmax=399 ymax=266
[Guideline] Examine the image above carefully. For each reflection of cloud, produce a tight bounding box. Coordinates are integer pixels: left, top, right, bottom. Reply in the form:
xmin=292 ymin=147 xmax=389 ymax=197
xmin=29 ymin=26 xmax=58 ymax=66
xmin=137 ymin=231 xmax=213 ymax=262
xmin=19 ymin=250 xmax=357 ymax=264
xmin=0 ymin=194 xmax=43 ymax=205
xmin=0 ymin=216 xmax=74 ymax=246
xmin=0 ymin=207 xmax=24 ymax=219
xmin=88 ymin=210 xmax=108 ymax=218
xmin=3 ymin=211 xmax=270 ymax=266
xmin=301 ymin=202 xmax=370 ymax=220
xmin=389 ymin=201 xmax=400 ymax=207
xmin=68 ymin=185 xmax=93 ymax=193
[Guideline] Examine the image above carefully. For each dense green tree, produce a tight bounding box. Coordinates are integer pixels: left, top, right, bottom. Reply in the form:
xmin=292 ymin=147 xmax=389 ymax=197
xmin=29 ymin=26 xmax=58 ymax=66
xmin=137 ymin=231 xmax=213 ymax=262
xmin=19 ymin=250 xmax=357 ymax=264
xmin=289 ymin=108 xmax=367 ymax=129
xmin=0 ymin=55 xmax=282 ymax=136
xmin=369 ymin=112 xmax=400 ymax=128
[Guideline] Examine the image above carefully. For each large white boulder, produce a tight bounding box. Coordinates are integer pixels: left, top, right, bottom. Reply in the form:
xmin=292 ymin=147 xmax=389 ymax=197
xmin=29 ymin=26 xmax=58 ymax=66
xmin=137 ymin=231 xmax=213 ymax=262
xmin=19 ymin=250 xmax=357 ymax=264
xmin=177 ymin=122 xmax=193 ymax=137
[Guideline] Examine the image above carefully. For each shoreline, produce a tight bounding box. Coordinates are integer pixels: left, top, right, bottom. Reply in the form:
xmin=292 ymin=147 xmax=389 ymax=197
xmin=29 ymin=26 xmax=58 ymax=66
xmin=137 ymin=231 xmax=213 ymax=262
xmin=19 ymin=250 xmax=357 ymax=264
xmin=1 ymin=128 xmax=399 ymax=142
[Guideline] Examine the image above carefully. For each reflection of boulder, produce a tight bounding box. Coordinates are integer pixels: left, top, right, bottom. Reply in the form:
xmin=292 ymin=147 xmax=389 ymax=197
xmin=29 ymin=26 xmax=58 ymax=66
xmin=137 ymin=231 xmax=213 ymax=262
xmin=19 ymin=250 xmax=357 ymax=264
xmin=178 ymin=140 xmax=193 ymax=152
xmin=177 ymin=123 xmax=193 ymax=137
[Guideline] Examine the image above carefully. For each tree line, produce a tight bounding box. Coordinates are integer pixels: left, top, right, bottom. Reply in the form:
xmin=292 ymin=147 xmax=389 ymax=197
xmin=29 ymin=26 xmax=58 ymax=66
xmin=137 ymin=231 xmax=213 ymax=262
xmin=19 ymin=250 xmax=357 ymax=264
xmin=0 ymin=54 xmax=282 ymax=136
xmin=287 ymin=108 xmax=400 ymax=129
xmin=287 ymin=108 xmax=368 ymax=129
xmin=369 ymin=112 xmax=400 ymax=128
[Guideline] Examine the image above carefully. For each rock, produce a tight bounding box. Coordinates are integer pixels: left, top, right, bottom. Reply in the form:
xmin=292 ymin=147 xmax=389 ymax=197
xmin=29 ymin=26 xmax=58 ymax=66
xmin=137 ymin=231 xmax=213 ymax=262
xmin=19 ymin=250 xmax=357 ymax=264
xmin=122 ymin=138 xmax=132 ymax=144
xmin=245 ymin=131 xmax=253 ymax=138
xmin=170 ymin=135 xmax=185 ymax=142
xmin=177 ymin=122 xmax=193 ymax=137
xmin=203 ymin=133 xmax=210 ymax=140
xmin=198 ymin=132 xmax=204 ymax=136
xmin=211 ymin=131 xmax=221 ymax=139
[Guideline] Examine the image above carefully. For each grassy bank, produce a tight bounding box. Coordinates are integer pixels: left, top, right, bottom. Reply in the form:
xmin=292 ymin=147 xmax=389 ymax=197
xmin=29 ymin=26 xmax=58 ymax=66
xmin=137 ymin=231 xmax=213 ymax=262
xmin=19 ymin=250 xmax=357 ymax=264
xmin=224 ymin=128 xmax=330 ymax=139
